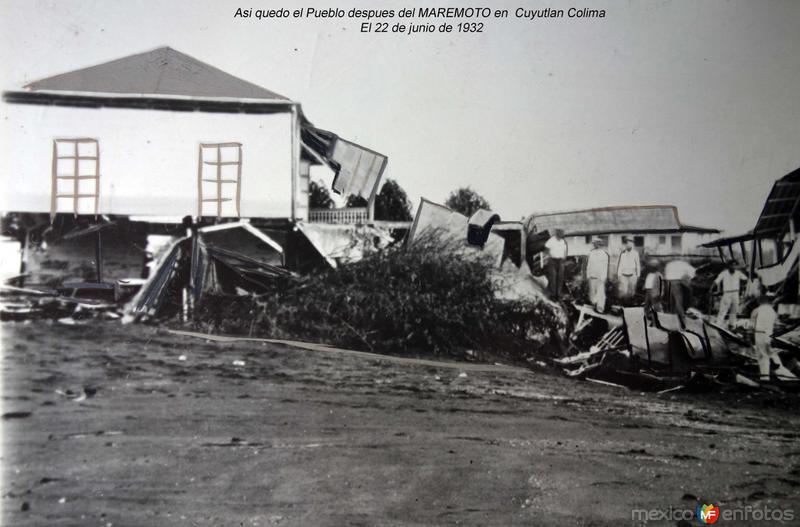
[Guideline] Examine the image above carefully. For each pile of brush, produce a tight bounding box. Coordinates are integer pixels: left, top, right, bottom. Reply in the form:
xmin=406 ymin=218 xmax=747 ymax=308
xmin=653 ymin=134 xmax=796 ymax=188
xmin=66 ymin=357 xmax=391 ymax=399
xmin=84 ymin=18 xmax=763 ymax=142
xmin=194 ymin=238 xmax=566 ymax=362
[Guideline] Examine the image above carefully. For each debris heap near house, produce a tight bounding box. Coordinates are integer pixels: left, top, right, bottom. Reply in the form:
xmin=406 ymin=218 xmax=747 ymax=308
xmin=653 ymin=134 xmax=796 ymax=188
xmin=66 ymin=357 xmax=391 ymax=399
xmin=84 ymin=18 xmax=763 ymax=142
xmin=192 ymin=219 xmax=567 ymax=361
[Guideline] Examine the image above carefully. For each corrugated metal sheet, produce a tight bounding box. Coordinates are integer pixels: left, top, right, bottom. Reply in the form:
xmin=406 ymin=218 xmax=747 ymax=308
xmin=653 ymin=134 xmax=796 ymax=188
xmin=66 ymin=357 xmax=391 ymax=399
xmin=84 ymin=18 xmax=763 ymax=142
xmin=753 ymin=167 xmax=800 ymax=236
xmin=24 ymin=47 xmax=289 ymax=101
xmin=301 ymin=125 xmax=388 ymax=202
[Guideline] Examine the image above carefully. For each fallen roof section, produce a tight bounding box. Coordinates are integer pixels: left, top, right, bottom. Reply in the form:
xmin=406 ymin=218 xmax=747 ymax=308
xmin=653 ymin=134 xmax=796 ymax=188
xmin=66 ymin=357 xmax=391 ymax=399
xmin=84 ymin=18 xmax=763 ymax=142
xmin=199 ymin=222 xmax=283 ymax=254
xmin=125 ymin=222 xmax=290 ymax=319
xmin=301 ymin=124 xmax=388 ymax=203
xmin=754 ymin=166 xmax=800 ymax=237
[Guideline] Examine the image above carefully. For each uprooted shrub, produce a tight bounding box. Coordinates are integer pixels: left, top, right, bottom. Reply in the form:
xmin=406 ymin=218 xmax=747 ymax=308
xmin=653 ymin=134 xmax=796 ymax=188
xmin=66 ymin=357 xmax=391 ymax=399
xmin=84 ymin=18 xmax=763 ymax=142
xmin=194 ymin=237 xmax=567 ymax=362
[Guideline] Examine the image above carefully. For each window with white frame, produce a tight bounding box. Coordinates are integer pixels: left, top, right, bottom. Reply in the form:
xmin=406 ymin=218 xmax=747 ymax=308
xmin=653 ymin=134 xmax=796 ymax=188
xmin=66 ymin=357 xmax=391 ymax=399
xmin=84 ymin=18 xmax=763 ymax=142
xmin=51 ymin=138 xmax=99 ymax=216
xmin=198 ymin=142 xmax=242 ymax=217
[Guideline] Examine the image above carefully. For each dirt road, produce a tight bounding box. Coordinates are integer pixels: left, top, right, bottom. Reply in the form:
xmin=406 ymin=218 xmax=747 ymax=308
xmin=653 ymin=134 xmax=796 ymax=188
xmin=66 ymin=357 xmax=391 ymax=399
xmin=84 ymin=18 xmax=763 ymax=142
xmin=2 ymin=322 xmax=799 ymax=526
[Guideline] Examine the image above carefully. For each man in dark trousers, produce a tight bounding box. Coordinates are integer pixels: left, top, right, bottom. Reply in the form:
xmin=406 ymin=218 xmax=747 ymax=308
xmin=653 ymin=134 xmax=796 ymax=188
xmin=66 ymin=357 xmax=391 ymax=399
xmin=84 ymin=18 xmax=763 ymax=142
xmin=664 ymin=259 xmax=696 ymax=327
xmin=545 ymin=228 xmax=568 ymax=299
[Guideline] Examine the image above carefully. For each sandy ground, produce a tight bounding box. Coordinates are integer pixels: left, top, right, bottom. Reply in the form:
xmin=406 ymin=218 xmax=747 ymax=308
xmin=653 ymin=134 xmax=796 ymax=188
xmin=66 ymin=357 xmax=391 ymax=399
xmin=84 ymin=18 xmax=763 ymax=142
xmin=1 ymin=321 xmax=799 ymax=526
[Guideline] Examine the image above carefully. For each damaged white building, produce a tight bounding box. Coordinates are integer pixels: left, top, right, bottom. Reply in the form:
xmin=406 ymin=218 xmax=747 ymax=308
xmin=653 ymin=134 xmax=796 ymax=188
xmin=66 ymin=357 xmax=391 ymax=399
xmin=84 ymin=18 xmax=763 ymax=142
xmin=0 ymin=47 xmax=390 ymax=292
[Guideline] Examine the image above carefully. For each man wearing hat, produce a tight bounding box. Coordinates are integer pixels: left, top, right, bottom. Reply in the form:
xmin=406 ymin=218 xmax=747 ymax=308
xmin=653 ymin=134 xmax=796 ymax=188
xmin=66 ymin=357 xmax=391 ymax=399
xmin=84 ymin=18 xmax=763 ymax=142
xmin=616 ymin=237 xmax=640 ymax=299
xmin=585 ymin=237 xmax=609 ymax=312
xmin=712 ymin=260 xmax=748 ymax=328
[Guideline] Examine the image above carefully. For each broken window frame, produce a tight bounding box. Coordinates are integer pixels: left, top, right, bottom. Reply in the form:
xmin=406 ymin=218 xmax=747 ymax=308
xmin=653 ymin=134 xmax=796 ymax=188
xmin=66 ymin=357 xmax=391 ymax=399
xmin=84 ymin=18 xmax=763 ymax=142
xmin=197 ymin=142 xmax=242 ymax=218
xmin=51 ymin=138 xmax=100 ymax=217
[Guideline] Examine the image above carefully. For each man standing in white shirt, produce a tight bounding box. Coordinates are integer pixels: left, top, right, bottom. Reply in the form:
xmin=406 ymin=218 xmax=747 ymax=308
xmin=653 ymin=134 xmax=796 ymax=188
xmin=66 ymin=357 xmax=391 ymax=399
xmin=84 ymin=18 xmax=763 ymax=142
xmin=585 ymin=237 xmax=609 ymax=312
xmin=751 ymin=296 xmax=797 ymax=381
xmin=616 ymin=237 xmax=640 ymax=299
xmin=545 ymin=228 xmax=568 ymax=299
xmin=712 ymin=261 xmax=748 ymax=328
xmin=643 ymin=259 xmax=664 ymax=312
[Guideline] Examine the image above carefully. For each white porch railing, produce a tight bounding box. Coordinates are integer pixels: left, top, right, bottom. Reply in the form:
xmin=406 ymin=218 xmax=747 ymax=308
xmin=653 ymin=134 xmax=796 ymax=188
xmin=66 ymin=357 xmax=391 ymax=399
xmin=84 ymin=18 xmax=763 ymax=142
xmin=308 ymin=207 xmax=369 ymax=224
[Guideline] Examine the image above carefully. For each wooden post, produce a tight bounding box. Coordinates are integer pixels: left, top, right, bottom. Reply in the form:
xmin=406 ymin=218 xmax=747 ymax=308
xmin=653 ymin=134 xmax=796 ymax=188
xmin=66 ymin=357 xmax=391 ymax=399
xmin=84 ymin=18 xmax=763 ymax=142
xmin=72 ymin=142 xmax=79 ymax=217
xmin=642 ymin=309 xmax=652 ymax=367
xmin=739 ymin=241 xmax=748 ymax=267
xmin=235 ymin=143 xmax=242 ymax=217
xmin=188 ymin=218 xmax=199 ymax=320
xmin=216 ymin=144 xmax=222 ymax=218
xmin=796 ymin=226 xmax=800 ymax=300
xmin=290 ymin=105 xmax=299 ymax=222
xmin=197 ymin=146 xmax=203 ymax=218
xmin=94 ymin=228 xmax=103 ymax=283
xmin=94 ymin=140 xmax=100 ymax=215
xmin=50 ymin=141 xmax=58 ymax=220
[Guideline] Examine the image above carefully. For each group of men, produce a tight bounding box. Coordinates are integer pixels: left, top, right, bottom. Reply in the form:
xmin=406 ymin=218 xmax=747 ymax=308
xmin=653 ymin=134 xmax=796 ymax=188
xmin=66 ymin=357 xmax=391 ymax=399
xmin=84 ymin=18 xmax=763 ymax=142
xmin=585 ymin=236 xmax=699 ymax=319
xmin=543 ymin=229 xmax=793 ymax=380
xmin=545 ymin=232 xmax=667 ymax=310
xmin=543 ymin=231 xmax=744 ymax=328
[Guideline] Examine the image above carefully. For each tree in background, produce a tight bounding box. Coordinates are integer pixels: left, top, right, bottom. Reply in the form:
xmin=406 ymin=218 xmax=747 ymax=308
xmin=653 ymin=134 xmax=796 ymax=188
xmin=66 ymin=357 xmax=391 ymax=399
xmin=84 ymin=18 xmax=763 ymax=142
xmin=445 ymin=186 xmax=492 ymax=217
xmin=346 ymin=179 xmax=413 ymax=221
xmin=308 ymin=180 xmax=333 ymax=209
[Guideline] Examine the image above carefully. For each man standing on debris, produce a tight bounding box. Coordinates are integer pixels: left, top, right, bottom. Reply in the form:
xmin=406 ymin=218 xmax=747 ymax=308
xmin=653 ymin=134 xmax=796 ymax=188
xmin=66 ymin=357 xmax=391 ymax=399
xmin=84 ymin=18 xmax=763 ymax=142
xmin=664 ymin=259 xmax=696 ymax=326
xmin=585 ymin=237 xmax=609 ymax=312
xmin=751 ymin=295 xmax=797 ymax=381
xmin=545 ymin=228 xmax=568 ymax=299
xmin=712 ymin=261 xmax=748 ymax=328
xmin=616 ymin=237 xmax=640 ymax=299
xmin=643 ymin=259 xmax=664 ymax=312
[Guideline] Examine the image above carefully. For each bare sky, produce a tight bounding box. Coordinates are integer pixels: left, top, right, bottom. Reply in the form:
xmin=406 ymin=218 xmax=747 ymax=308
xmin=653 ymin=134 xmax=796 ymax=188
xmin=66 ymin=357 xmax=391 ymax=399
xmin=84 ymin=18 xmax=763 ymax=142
xmin=2 ymin=0 xmax=798 ymax=233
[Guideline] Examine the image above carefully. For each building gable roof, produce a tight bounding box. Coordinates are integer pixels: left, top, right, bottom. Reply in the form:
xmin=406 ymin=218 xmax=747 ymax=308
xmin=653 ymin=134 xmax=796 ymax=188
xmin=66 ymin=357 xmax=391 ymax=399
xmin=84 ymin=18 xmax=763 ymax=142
xmin=23 ymin=47 xmax=289 ymax=102
xmin=525 ymin=205 xmax=719 ymax=236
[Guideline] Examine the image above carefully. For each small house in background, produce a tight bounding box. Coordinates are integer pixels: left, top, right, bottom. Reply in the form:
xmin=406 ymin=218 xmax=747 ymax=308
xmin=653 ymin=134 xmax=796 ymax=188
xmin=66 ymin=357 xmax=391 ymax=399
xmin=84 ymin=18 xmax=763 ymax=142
xmin=524 ymin=205 xmax=720 ymax=260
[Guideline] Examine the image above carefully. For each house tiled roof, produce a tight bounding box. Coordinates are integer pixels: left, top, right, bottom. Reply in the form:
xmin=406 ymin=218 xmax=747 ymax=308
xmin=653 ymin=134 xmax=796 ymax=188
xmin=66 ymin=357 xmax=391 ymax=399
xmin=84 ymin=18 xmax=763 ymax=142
xmin=23 ymin=47 xmax=289 ymax=101
xmin=524 ymin=205 xmax=719 ymax=236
